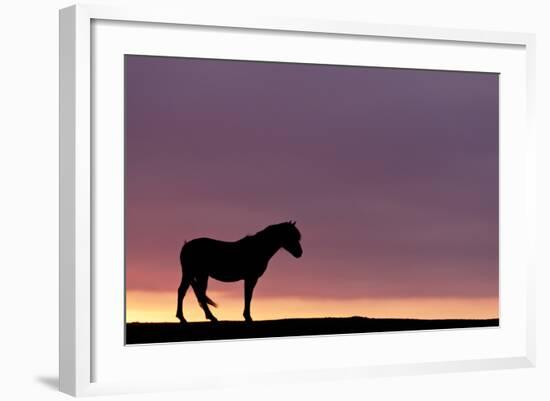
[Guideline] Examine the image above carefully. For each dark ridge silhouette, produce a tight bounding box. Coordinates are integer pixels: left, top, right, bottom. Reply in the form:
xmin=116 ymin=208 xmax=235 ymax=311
xmin=176 ymin=221 xmax=302 ymax=324
xmin=126 ymin=317 xmax=499 ymax=344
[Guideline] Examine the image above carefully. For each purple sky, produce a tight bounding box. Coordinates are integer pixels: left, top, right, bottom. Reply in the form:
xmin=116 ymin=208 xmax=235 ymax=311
xmin=125 ymin=55 xmax=499 ymax=302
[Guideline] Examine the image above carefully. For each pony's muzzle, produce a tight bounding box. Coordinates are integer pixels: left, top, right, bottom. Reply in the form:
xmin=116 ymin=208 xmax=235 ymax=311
xmin=291 ymin=246 xmax=303 ymax=258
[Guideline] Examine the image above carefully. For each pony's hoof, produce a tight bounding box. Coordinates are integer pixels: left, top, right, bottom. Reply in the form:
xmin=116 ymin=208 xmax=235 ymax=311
xmin=244 ymin=316 xmax=253 ymax=323
xmin=176 ymin=316 xmax=187 ymax=324
xmin=207 ymin=316 xmax=218 ymax=322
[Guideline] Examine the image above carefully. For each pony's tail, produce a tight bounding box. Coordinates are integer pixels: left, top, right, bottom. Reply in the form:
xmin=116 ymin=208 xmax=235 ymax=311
xmin=191 ymin=279 xmax=218 ymax=308
xmin=203 ymin=294 xmax=218 ymax=308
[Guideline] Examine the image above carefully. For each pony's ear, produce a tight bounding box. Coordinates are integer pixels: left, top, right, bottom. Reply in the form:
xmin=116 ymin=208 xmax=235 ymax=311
xmin=291 ymin=220 xmax=296 ymax=225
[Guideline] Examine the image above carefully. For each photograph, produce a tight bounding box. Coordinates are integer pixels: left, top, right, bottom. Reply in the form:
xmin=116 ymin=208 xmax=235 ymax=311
xmin=124 ymin=55 xmax=499 ymax=345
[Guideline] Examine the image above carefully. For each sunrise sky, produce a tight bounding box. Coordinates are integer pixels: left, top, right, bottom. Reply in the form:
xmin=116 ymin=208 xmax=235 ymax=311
xmin=125 ymin=55 xmax=499 ymax=323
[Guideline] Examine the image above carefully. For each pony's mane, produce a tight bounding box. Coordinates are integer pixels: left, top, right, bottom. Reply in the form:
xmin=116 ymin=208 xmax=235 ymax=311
xmin=237 ymin=222 xmax=301 ymax=244
xmin=256 ymin=222 xmax=301 ymax=240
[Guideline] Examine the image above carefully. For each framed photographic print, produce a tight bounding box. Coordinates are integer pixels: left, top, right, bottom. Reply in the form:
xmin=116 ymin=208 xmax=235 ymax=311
xmin=124 ymin=55 xmax=501 ymax=344
xmin=59 ymin=4 xmax=536 ymax=397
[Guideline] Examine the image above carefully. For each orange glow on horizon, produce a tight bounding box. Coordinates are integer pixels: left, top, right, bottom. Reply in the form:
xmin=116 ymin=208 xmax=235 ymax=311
xmin=126 ymin=290 xmax=498 ymax=323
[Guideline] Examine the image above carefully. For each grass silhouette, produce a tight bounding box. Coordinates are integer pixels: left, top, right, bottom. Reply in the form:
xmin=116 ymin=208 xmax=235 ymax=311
xmin=126 ymin=316 xmax=498 ymax=344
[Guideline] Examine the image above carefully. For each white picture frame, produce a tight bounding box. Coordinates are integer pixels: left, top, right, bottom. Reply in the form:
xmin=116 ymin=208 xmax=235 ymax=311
xmin=59 ymin=3 xmax=536 ymax=397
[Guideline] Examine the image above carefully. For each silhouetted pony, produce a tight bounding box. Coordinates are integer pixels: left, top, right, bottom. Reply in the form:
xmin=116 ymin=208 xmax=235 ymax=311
xmin=176 ymin=221 xmax=302 ymax=323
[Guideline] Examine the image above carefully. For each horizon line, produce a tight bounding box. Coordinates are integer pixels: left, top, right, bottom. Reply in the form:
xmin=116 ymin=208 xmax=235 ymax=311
xmin=127 ymin=316 xmax=500 ymax=324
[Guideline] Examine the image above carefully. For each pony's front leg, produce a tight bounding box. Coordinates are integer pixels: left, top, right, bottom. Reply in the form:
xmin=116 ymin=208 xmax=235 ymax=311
xmin=243 ymin=277 xmax=258 ymax=322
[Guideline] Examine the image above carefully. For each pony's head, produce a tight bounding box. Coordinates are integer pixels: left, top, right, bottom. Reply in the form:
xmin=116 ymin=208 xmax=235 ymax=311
xmin=277 ymin=221 xmax=303 ymax=258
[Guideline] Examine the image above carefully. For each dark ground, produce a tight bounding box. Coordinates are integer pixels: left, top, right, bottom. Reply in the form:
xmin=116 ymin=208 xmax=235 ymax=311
xmin=126 ymin=317 xmax=499 ymax=344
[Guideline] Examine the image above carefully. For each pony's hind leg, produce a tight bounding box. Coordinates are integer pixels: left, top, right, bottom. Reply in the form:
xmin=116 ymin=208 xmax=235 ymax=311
xmin=176 ymin=274 xmax=191 ymax=323
xmin=192 ymin=275 xmax=218 ymax=322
